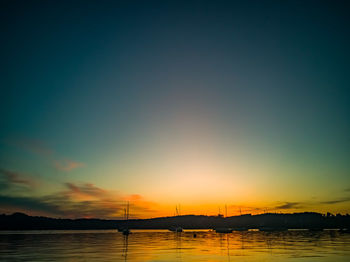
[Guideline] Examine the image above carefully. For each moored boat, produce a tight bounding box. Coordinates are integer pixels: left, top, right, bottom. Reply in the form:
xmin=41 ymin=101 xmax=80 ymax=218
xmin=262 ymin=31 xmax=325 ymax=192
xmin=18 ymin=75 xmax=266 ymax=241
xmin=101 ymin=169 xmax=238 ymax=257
xmin=119 ymin=202 xmax=131 ymax=234
xmin=232 ymin=227 xmax=248 ymax=231
xmin=308 ymin=227 xmax=324 ymax=232
xmin=169 ymin=226 xmax=183 ymax=232
xmin=122 ymin=228 xmax=131 ymax=235
xmin=259 ymin=227 xmax=288 ymax=232
xmin=215 ymin=228 xmax=233 ymax=233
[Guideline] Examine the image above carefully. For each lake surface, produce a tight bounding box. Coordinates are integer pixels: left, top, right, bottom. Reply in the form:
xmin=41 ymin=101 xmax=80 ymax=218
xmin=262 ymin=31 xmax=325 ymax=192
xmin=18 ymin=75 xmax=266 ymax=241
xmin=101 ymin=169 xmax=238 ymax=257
xmin=0 ymin=229 xmax=350 ymax=261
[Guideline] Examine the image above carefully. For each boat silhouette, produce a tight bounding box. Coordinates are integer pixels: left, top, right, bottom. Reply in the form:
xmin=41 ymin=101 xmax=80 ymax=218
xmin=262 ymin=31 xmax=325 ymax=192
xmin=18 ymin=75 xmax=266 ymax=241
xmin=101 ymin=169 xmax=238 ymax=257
xmin=308 ymin=227 xmax=324 ymax=232
xmin=169 ymin=226 xmax=183 ymax=232
xmin=259 ymin=227 xmax=288 ymax=232
xmin=215 ymin=228 xmax=233 ymax=233
xmin=168 ymin=205 xmax=183 ymax=232
xmin=120 ymin=202 xmax=131 ymax=235
xmin=232 ymin=227 xmax=248 ymax=231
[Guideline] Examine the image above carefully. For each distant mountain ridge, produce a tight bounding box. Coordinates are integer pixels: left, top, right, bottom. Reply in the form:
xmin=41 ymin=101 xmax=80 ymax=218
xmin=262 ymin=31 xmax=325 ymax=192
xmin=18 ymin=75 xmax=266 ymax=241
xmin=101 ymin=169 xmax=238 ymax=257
xmin=0 ymin=212 xmax=349 ymax=230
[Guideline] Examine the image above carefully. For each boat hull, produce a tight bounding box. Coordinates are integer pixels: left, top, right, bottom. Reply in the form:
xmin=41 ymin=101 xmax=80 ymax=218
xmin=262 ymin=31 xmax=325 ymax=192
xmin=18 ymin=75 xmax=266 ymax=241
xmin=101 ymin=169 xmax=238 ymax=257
xmin=215 ymin=228 xmax=233 ymax=233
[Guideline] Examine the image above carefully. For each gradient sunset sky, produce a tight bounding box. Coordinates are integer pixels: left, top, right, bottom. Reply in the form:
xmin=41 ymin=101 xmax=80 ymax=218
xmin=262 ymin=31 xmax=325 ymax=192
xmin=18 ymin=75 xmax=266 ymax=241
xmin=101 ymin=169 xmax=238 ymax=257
xmin=1 ymin=0 xmax=350 ymax=219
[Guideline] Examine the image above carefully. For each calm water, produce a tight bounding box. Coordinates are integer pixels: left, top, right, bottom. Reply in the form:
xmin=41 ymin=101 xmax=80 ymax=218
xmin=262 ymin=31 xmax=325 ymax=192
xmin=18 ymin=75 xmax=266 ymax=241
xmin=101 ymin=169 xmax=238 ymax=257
xmin=0 ymin=230 xmax=350 ymax=261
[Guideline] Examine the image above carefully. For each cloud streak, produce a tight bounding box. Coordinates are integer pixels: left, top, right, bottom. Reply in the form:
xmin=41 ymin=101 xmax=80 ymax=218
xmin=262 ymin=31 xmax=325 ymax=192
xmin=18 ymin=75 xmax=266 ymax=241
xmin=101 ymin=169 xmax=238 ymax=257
xmin=320 ymin=197 xmax=350 ymax=205
xmin=9 ymin=137 xmax=84 ymax=172
xmin=0 ymin=168 xmax=37 ymax=188
xmin=10 ymin=138 xmax=54 ymax=156
xmin=0 ymin=182 xmax=156 ymax=219
xmin=54 ymin=160 xmax=85 ymax=172
xmin=275 ymin=202 xmax=302 ymax=210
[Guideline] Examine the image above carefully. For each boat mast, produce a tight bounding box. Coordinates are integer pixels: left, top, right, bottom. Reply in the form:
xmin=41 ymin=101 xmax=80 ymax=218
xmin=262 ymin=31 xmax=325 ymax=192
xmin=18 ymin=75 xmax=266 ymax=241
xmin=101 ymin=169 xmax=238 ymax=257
xmin=126 ymin=201 xmax=130 ymax=220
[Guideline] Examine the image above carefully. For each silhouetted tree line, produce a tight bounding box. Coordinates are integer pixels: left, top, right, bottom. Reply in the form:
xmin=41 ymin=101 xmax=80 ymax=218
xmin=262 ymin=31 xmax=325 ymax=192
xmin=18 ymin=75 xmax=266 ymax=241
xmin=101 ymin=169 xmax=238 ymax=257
xmin=0 ymin=212 xmax=349 ymax=230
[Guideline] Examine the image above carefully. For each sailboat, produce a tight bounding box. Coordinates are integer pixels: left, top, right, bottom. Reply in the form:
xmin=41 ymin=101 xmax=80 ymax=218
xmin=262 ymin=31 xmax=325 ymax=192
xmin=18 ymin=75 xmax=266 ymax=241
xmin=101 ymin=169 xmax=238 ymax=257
xmin=117 ymin=206 xmax=127 ymax=232
xmin=169 ymin=226 xmax=183 ymax=232
xmin=169 ymin=205 xmax=183 ymax=232
xmin=214 ymin=205 xmax=233 ymax=233
xmin=122 ymin=202 xmax=131 ymax=235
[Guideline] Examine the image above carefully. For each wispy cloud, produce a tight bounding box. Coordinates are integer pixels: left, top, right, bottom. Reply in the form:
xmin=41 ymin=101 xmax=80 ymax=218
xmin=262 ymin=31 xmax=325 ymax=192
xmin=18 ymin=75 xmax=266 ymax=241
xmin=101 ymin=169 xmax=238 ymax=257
xmin=63 ymin=182 xmax=108 ymax=200
xmin=54 ymin=160 xmax=85 ymax=172
xmin=320 ymin=197 xmax=350 ymax=205
xmin=275 ymin=202 xmax=302 ymax=210
xmin=0 ymin=168 xmax=37 ymax=188
xmin=9 ymin=137 xmax=84 ymax=172
xmin=10 ymin=138 xmax=54 ymax=156
xmin=227 ymin=204 xmax=265 ymax=215
xmin=0 ymin=181 xmax=156 ymax=219
xmin=227 ymin=202 xmax=304 ymax=214
xmin=0 ymin=195 xmax=62 ymax=216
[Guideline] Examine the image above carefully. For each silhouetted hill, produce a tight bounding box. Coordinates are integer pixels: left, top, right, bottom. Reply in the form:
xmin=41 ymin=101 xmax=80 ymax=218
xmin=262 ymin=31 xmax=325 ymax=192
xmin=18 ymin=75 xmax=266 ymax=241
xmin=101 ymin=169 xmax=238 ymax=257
xmin=0 ymin=212 xmax=349 ymax=230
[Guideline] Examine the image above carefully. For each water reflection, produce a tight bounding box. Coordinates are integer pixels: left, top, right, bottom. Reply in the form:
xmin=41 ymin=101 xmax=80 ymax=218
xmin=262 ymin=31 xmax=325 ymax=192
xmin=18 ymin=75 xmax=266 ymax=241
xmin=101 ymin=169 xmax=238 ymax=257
xmin=226 ymin=234 xmax=230 ymax=261
xmin=122 ymin=235 xmax=128 ymax=261
xmin=0 ymin=230 xmax=349 ymax=261
xmin=175 ymin=232 xmax=182 ymax=260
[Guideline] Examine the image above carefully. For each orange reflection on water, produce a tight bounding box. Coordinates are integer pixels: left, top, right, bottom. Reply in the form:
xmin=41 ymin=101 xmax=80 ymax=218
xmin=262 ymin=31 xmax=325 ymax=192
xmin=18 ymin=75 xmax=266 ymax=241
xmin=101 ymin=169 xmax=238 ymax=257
xmin=117 ymin=230 xmax=350 ymax=262
xmin=1 ymin=230 xmax=350 ymax=261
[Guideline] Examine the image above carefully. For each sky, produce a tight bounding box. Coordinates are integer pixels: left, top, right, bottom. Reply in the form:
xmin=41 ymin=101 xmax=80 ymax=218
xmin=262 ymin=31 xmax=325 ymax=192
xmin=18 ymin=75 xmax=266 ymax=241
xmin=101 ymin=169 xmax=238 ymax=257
xmin=1 ymin=0 xmax=350 ymax=219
